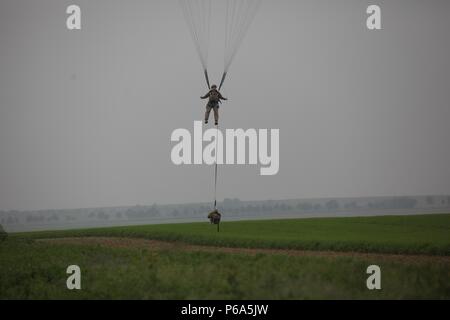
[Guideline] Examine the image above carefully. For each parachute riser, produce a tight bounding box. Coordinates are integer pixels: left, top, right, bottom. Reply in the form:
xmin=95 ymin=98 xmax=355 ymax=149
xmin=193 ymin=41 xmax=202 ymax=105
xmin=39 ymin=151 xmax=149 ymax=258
xmin=204 ymin=69 xmax=211 ymax=90
xmin=219 ymin=72 xmax=228 ymax=91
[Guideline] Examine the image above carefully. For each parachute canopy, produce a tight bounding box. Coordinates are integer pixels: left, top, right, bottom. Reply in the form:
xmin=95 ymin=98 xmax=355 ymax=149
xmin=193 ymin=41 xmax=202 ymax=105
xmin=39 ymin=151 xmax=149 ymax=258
xmin=179 ymin=0 xmax=262 ymax=89
xmin=179 ymin=0 xmax=212 ymax=72
xmin=224 ymin=0 xmax=261 ymax=73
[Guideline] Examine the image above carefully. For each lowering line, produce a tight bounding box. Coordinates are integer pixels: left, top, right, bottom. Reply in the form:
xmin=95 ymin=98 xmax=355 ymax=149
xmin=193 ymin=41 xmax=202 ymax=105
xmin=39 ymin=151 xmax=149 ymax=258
xmin=215 ymin=72 xmax=227 ymax=210
xmin=213 ymin=124 xmax=220 ymax=233
xmin=215 ymin=72 xmax=227 ymax=208
xmin=213 ymin=124 xmax=219 ymax=210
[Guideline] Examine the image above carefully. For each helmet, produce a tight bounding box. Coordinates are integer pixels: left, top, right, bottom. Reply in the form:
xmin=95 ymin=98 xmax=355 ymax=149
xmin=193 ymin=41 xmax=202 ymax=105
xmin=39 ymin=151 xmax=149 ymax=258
xmin=211 ymin=84 xmax=217 ymax=89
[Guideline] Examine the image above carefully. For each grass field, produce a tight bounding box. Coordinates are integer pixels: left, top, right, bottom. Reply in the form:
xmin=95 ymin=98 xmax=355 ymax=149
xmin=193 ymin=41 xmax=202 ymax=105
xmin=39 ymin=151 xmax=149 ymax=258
xmin=15 ymin=213 xmax=450 ymax=255
xmin=1 ymin=214 xmax=450 ymax=299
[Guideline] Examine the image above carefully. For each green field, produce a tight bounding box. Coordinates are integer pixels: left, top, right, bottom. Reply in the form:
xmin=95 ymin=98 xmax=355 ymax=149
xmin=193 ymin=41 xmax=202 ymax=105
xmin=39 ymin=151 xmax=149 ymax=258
xmin=1 ymin=214 xmax=450 ymax=299
xmin=15 ymin=214 xmax=450 ymax=255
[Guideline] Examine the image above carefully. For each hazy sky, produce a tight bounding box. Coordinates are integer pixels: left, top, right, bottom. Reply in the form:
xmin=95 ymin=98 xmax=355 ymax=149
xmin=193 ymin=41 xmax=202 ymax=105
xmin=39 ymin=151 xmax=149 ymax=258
xmin=1 ymin=0 xmax=449 ymax=211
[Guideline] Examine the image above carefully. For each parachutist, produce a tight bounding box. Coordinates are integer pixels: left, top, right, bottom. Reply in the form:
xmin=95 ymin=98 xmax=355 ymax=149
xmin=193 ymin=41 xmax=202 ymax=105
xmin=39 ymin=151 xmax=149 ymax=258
xmin=201 ymin=84 xmax=227 ymax=126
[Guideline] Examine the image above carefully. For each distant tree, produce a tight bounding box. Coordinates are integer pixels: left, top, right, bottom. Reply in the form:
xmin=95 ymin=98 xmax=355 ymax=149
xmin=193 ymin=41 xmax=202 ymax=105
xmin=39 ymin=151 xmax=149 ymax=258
xmin=297 ymin=202 xmax=313 ymax=211
xmin=95 ymin=211 xmax=109 ymax=220
xmin=46 ymin=214 xmax=59 ymax=222
xmin=344 ymin=201 xmax=358 ymax=210
xmin=149 ymin=204 xmax=160 ymax=216
xmin=426 ymin=196 xmax=434 ymax=206
xmin=326 ymin=200 xmax=339 ymax=211
xmin=0 ymin=224 xmax=7 ymax=241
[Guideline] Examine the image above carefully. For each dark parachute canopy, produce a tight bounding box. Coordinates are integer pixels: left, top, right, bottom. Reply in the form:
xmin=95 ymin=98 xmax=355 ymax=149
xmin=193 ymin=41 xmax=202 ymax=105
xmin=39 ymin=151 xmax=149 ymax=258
xmin=179 ymin=0 xmax=262 ymax=89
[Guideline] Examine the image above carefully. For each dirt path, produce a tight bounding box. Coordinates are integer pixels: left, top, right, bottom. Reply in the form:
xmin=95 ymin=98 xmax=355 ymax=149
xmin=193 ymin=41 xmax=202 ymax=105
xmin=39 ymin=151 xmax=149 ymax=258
xmin=38 ymin=237 xmax=450 ymax=264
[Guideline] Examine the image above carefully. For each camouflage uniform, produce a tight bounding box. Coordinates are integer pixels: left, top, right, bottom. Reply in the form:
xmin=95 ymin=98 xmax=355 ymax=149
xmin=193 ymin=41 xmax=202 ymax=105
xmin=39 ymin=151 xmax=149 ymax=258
xmin=201 ymin=87 xmax=227 ymax=125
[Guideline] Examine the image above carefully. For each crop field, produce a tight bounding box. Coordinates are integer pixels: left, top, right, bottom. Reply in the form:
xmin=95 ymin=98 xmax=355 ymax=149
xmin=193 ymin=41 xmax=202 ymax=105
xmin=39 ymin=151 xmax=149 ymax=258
xmin=1 ymin=214 xmax=450 ymax=299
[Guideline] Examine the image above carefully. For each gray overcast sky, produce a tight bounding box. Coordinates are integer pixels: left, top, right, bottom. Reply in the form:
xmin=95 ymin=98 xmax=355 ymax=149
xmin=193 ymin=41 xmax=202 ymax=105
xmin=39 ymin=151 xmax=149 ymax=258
xmin=1 ymin=0 xmax=449 ymax=211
